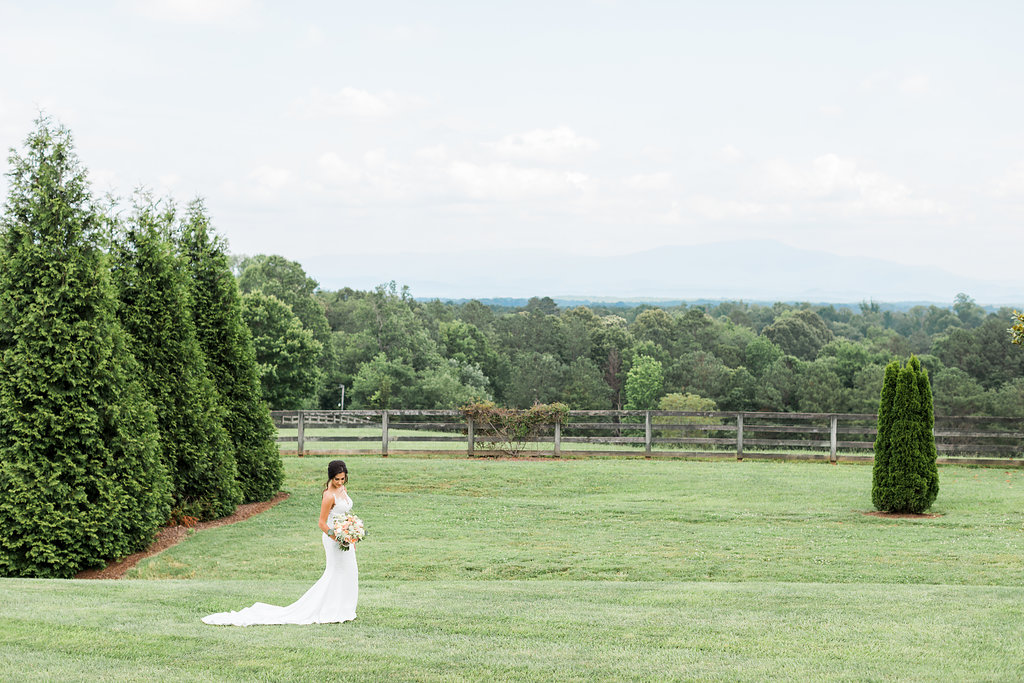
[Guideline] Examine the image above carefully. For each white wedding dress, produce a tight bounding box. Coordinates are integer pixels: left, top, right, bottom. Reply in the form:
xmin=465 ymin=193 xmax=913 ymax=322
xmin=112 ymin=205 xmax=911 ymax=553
xmin=202 ymin=491 xmax=358 ymax=626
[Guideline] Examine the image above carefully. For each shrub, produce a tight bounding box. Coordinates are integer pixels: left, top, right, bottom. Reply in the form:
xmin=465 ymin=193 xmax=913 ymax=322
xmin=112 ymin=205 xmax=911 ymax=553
xmin=111 ymin=197 xmax=240 ymax=520
xmin=460 ymin=401 xmax=569 ymax=456
xmin=0 ymin=119 xmax=171 ymax=577
xmin=624 ymin=355 xmax=664 ymax=410
xmin=178 ymin=201 xmax=282 ymax=503
xmin=872 ymin=356 xmax=939 ymax=513
xmin=655 ymin=393 xmax=721 ymax=446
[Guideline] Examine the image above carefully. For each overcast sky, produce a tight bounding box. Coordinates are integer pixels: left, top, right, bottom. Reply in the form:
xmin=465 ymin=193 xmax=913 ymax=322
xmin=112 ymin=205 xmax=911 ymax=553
xmin=1 ymin=1 xmax=1022 ymax=299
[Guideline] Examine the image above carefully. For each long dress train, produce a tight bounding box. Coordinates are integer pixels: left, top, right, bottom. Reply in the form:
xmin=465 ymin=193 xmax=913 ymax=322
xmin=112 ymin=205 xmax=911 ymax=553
xmin=202 ymin=492 xmax=358 ymax=625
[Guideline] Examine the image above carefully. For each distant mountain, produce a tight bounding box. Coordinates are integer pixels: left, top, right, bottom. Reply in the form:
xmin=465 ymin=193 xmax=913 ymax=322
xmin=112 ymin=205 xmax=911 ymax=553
xmin=306 ymin=240 xmax=1021 ymax=306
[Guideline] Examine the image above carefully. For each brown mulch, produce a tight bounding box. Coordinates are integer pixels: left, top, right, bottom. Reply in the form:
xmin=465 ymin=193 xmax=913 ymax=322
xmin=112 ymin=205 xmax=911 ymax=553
xmin=861 ymin=510 xmax=942 ymax=519
xmin=74 ymin=492 xmax=290 ymax=580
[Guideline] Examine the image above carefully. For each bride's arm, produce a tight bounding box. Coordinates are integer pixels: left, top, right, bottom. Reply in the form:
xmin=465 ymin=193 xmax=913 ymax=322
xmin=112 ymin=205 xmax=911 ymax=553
xmin=318 ymin=491 xmax=334 ymax=536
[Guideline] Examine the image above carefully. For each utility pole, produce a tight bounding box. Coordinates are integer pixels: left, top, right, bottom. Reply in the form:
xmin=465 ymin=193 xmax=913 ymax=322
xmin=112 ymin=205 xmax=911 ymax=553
xmin=339 ymin=384 xmax=345 ymax=410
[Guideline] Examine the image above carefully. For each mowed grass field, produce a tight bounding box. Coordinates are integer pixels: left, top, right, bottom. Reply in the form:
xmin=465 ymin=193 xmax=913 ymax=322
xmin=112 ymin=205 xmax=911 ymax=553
xmin=3 ymin=456 xmax=1024 ymax=681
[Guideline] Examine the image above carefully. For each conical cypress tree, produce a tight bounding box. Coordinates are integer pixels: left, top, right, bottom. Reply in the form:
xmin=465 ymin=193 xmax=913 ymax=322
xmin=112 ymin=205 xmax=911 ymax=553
xmin=911 ymin=356 xmax=940 ymax=508
xmin=872 ymin=355 xmax=939 ymax=513
xmin=111 ymin=196 xmax=240 ymax=520
xmin=0 ymin=119 xmax=171 ymax=577
xmin=177 ymin=199 xmax=282 ymax=502
xmin=871 ymin=360 xmax=899 ymax=510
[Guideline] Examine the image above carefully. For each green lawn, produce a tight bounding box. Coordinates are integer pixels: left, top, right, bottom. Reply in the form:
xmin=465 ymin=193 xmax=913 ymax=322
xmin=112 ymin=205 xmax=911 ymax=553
xmin=3 ymin=456 xmax=1024 ymax=681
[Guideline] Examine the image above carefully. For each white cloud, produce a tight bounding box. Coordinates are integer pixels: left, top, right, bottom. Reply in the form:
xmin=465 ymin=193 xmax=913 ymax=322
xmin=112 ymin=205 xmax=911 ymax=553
xmin=415 ymin=145 xmax=449 ymax=163
xmin=623 ymin=172 xmax=673 ymax=191
xmin=157 ymin=173 xmax=180 ymax=191
xmin=991 ymin=162 xmax=1024 ymax=198
xmin=380 ymin=24 xmax=437 ymax=42
xmin=900 ymin=73 xmax=931 ymax=95
xmin=128 ymin=0 xmax=253 ymax=24
xmin=305 ymin=25 xmax=326 ymax=46
xmin=487 ymin=126 xmax=599 ymax=164
xmin=295 ymin=87 xmax=424 ymax=119
xmin=861 ymin=70 xmax=933 ymax=96
xmin=761 ymin=154 xmax=943 ymax=217
xmin=248 ymin=165 xmax=291 ymax=191
xmin=684 ymin=196 xmax=782 ymax=221
xmin=720 ymin=145 xmax=744 ymax=162
xmin=90 ymin=168 xmax=121 ymax=194
xmin=446 ymin=161 xmax=590 ymax=201
xmin=318 ymin=153 xmax=363 ymax=186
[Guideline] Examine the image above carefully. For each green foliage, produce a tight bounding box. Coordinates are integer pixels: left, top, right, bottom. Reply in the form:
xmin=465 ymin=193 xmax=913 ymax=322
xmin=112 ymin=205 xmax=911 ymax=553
xmin=673 ymin=351 xmax=732 ymax=402
xmin=409 ymin=359 xmax=491 ymax=409
xmin=438 ymin=319 xmax=507 ymax=393
xmin=931 ymin=367 xmax=986 ymax=416
xmin=563 ymin=357 xmax=612 ymax=409
xmin=631 ymin=308 xmax=676 ymax=351
xmin=798 ymin=360 xmax=845 ymax=413
xmin=459 ymin=401 xmax=569 ymax=455
xmin=505 ymin=351 xmax=567 ymax=408
xmin=238 ymin=269 xmax=1021 ymax=416
xmin=111 ymin=197 xmax=240 ymax=521
xmin=872 ymin=356 xmax=939 ymax=513
xmin=237 ymin=254 xmax=333 ymax=404
xmin=953 ymin=293 xmax=985 ymax=328
xmin=241 ymin=291 xmax=323 ymax=409
xmin=985 ymin=377 xmax=1024 ymax=417
xmin=178 ymin=201 xmax=282 ymax=502
xmin=744 ymin=336 xmax=783 ymax=377
xmin=351 ymin=352 xmax=414 ymax=409
xmin=655 ymin=392 xmax=720 ymax=442
xmin=0 ymin=119 xmax=171 ymax=577
xmin=624 ymin=354 xmax=664 ymax=410
xmin=237 ymin=254 xmax=331 ymax=345
xmin=1011 ymin=310 xmax=1024 ymax=345
xmin=762 ymin=310 xmax=833 ymax=360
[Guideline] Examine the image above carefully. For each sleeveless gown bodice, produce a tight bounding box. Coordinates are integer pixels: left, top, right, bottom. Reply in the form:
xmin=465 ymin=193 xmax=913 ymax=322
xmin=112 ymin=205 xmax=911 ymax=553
xmin=202 ymin=491 xmax=358 ymax=626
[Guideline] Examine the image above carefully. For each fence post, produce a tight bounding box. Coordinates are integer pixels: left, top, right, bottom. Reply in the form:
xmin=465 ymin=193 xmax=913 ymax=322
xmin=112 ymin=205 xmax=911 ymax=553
xmin=297 ymin=410 xmax=305 ymax=456
xmin=736 ymin=413 xmax=744 ymax=460
xmin=381 ymin=410 xmax=389 ymax=457
xmin=829 ymin=414 xmax=838 ymax=463
xmin=554 ymin=420 xmax=561 ymax=457
xmin=467 ymin=416 xmax=475 ymax=456
xmin=645 ymin=411 xmax=652 ymax=455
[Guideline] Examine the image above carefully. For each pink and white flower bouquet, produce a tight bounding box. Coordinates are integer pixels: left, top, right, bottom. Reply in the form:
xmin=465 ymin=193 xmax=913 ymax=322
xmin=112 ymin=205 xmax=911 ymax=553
xmin=333 ymin=514 xmax=365 ymax=551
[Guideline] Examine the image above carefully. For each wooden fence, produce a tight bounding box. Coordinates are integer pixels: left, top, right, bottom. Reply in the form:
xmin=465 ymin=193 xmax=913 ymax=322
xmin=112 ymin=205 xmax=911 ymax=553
xmin=271 ymin=410 xmax=1024 ymax=466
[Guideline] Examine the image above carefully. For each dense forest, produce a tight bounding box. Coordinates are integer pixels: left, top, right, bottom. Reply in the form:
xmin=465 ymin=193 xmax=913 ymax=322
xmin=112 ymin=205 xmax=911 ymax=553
xmin=235 ymin=256 xmax=1024 ymax=417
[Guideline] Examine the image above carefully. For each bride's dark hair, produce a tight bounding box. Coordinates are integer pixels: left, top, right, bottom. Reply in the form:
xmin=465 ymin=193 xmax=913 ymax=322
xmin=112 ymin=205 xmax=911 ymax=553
xmin=324 ymin=460 xmax=348 ymax=490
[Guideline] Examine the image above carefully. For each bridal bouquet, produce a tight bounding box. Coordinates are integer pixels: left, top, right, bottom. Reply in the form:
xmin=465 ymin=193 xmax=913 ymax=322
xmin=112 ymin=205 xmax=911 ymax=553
xmin=333 ymin=514 xmax=365 ymax=551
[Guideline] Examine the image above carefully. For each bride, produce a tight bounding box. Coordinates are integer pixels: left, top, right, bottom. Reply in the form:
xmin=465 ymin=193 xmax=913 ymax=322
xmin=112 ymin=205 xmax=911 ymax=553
xmin=202 ymin=460 xmax=359 ymax=625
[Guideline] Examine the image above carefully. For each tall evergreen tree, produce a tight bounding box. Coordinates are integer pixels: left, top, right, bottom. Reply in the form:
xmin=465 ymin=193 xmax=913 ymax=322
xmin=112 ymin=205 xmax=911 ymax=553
xmin=111 ymin=197 xmax=240 ymax=520
xmin=872 ymin=355 xmax=939 ymax=513
xmin=178 ymin=200 xmax=282 ymax=502
xmin=871 ymin=360 xmax=899 ymax=509
xmin=0 ymin=119 xmax=171 ymax=577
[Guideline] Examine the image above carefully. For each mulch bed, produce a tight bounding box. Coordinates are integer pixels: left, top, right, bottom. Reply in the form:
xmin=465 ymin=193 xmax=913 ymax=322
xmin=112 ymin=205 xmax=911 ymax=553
xmin=74 ymin=492 xmax=290 ymax=580
xmin=861 ymin=510 xmax=942 ymax=519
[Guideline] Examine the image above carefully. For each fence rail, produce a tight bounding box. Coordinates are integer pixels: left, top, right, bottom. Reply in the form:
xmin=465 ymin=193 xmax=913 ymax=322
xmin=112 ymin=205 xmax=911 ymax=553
xmin=270 ymin=410 xmax=1024 ymax=466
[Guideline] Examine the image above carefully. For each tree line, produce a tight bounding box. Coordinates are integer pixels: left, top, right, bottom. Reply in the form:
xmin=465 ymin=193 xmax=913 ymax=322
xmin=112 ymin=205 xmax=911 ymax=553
xmin=243 ymin=265 xmax=1024 ymax=419
xmin=0 ymin=120 xmax=281 ymax=578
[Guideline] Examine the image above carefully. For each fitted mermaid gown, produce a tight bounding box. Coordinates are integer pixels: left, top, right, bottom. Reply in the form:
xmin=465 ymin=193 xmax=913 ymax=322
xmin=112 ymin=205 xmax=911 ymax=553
xmin=202 ymin=492 xmax=358 ymax=625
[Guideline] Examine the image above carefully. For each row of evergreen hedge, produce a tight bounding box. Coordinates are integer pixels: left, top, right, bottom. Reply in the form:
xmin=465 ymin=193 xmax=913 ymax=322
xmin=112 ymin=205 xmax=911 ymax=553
xmin=0 ymin=119 xmax=282 ymax=577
